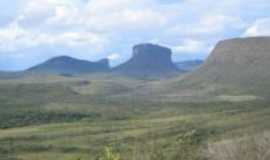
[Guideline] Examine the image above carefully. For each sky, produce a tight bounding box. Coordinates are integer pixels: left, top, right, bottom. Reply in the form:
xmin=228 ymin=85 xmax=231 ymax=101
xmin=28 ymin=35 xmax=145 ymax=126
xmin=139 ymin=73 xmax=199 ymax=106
xmin=0 ymin=0 xmax=270 ymax=71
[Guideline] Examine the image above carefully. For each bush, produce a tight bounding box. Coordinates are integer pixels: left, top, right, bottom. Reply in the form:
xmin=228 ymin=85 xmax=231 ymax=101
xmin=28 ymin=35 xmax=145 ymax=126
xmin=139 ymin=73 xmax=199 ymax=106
xmin=98 ymin=146 xmax=121 ymax=160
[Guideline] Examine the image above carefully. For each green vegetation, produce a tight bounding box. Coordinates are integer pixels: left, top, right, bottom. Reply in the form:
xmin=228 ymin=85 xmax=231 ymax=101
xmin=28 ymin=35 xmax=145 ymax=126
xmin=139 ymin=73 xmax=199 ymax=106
xmin=98 ymin=147 xmax=120 ymax=160
xmin=0 ymin=74 xmax=269 ymax=160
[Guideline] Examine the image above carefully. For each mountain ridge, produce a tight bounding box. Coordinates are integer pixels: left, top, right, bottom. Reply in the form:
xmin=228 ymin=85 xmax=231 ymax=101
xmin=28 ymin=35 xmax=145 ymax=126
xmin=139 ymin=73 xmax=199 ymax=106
xmin=27 ymin=56 xmax=110 ymax=75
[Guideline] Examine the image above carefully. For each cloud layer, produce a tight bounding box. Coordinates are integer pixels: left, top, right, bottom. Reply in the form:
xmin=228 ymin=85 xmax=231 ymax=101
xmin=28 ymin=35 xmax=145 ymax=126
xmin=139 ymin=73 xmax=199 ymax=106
xmin=0 ymin=0 xmax=269 ymax=70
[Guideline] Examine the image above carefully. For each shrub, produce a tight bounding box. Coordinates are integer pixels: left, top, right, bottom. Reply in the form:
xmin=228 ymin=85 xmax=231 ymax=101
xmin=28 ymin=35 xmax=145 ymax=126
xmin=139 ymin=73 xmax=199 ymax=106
xmin=98 ymin=146 xmax=121 ymax=160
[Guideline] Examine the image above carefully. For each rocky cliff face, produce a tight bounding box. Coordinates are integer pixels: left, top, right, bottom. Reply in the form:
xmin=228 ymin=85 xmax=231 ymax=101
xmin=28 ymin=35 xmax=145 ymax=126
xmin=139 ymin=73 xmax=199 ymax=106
xmin=28 ymin=56 xmax=110 ymax=75
xmin=185 ymin=37 xmax=270 ymax=87
xmin=114 ymin=43 xmax=180 ymax=76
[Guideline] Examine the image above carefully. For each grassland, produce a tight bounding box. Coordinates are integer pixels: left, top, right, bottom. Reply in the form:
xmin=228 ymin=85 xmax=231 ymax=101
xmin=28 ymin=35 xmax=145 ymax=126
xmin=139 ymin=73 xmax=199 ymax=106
xmin=0 ymin=74 xmax=269 ymax=160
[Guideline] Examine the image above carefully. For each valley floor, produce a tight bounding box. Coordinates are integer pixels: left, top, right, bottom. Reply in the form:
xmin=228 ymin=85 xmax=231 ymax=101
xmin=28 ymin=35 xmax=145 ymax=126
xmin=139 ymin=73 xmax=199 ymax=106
xmin=0 ymin=75 xmax=269 ymax=160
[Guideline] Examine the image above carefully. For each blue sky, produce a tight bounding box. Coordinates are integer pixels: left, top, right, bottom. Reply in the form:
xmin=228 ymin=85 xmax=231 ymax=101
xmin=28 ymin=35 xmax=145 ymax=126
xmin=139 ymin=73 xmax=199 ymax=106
xmin=0 ymin=0 xmax=270 ymax=71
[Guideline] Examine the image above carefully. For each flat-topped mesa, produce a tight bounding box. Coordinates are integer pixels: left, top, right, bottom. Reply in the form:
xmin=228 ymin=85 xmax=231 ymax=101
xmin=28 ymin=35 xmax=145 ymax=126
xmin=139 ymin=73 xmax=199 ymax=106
xmin=132 ymin=43 xmax=173 ymax=65
xmin=114 ymin=43 xmax=180 ymax=76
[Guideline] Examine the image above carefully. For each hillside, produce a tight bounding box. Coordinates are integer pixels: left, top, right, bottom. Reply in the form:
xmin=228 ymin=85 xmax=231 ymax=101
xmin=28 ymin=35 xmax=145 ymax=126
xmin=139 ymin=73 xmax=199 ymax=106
xmin=27 ymin=56 xmax=110 ymax=75
xmin=177 ymin=37 xmax=270 ymax=94
xmin=113 ymin=43 xmax=181 ymax=77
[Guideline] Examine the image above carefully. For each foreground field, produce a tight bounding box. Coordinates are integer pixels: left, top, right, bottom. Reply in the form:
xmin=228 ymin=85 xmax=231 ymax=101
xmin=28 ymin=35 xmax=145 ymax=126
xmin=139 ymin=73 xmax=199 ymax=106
xmin=0 ymin=74 xmax=269 ymax=160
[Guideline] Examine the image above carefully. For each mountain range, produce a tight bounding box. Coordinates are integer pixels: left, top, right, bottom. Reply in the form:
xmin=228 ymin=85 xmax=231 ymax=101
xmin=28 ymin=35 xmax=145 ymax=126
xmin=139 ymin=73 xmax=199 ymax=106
xmin=3 ymin=36 xmax=270 ymax=84
xmin=25 ymin=43 xmax=195 ymax=77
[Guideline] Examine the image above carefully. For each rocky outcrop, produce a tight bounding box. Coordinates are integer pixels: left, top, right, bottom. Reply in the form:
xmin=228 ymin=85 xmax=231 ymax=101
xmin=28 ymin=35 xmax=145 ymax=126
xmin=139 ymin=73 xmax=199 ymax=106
xmin=114 ymin=43 xmax=180 ymax=76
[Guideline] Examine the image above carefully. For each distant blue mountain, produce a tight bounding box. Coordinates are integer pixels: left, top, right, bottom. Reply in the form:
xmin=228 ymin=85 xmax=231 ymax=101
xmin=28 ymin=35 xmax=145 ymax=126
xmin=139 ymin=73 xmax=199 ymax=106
xmin=27 ymin=56 xmax=110 ymax=75
xmin=113 ymin=43 xmax=182 ymax=76
xmin=174 ymin=60 xmax=204 ymax=72
xmin=7 ymin=44 xmax=203 ymax=77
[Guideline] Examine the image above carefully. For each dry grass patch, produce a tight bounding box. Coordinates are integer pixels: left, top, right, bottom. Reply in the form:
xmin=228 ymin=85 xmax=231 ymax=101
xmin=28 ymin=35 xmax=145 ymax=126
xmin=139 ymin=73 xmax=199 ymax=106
xmin=207 ymin=134 xmax=270 ymax=160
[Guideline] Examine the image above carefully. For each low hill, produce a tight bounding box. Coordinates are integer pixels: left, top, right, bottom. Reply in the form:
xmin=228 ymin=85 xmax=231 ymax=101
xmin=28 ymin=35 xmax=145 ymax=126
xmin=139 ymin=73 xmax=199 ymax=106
xmin=113 ymin=43 xmax=181 ymax=77
xmin=27 ymin=56 xmax=110 ymax=75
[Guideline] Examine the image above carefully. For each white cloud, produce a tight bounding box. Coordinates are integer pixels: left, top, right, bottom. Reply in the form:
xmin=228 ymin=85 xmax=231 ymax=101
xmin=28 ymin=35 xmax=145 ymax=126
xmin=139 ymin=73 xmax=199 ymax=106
xmin=167 ymin=14 xmax=246 ymax=38
xmin=0 ymin=22 xmax=34 ymax=52
xmin=195 ymin=15 xmax=245 ymax=34
xmin=3 ymin=0 xmax=167 ymax=51
xmin=17 ymin=0 xmax=167 ymax=32
xmin=172 ymin=39 xmax=210 ymax=54
xmin=243 ymin=18 xmax=270 ymax=37
xmin=18 ymin=0 xmax=81 ymax=28
xmin=0 ymin=21 xmax=107 ymax=52
xmin=108 ymin=53 xmax=121 ymax=60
